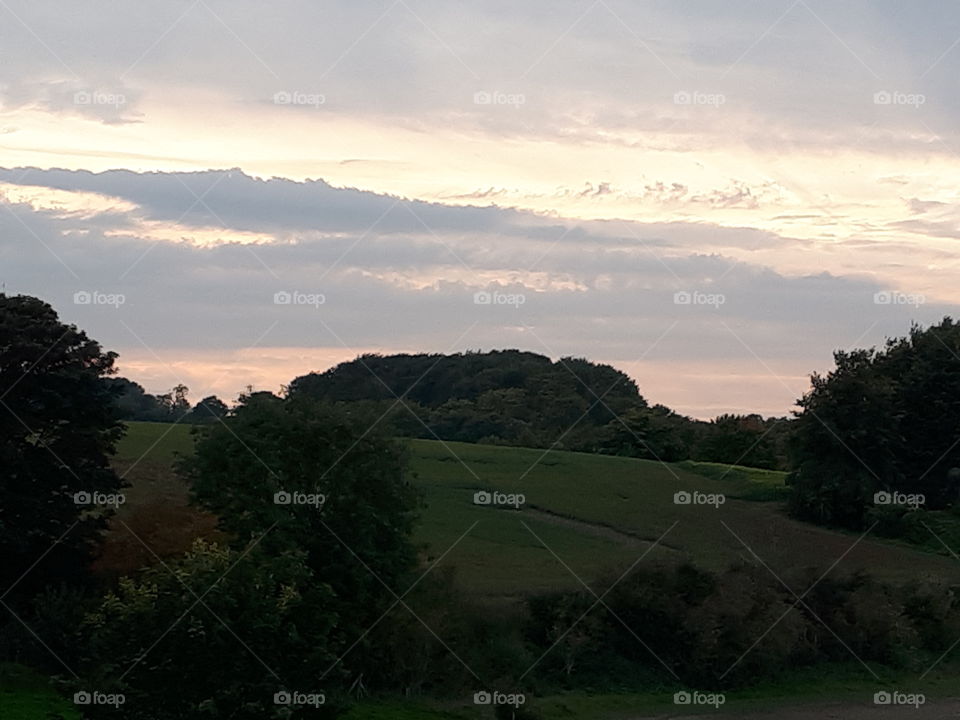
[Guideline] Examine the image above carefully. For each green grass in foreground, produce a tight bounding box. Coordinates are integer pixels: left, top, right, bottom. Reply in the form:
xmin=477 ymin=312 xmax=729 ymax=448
xmin=0 ymin=663 xmax=80 ymax=720
xmin=8 ymin=658 xmax=960 ymax=720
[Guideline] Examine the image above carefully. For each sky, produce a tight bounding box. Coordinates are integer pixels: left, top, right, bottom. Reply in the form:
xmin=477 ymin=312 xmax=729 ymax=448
xmin=1 ymin=0 xmax=959 ymax=418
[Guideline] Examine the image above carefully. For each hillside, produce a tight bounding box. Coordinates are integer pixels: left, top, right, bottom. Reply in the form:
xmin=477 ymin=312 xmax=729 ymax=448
xmin=282 ymin=350 xmax=790 ymax=469
xmin=107 ymin=422 xmax=960 ymax=595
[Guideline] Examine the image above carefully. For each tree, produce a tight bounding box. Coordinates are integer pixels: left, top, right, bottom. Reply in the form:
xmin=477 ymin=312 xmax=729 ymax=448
xmin=179 ymin=394 xmax=421 ymax=680
xmin=599 ymin=406 xmax=651 ymax=457
xmin=185 ymin=395 xmax=229 ymax=423
xmin=700 ymin=414 xmax=779 ymax=470
xmin=81 ymin=540 xmax=341 ymax=719
xmin=0 ymin=294 xmax=123 ymax=596
xmin=103 ymin=377 xmax=160 ymax=420
xmin=171 ymin=383 xmax=191 ymax=417
xmin=287 ymin=350 xmax=650 ymax=453
xmin=788 ymin=318 xmax=960 ymax=529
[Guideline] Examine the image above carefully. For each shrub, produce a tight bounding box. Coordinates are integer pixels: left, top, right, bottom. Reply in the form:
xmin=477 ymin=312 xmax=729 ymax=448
xmin=79 ymin=540 xmax=342 ymax=719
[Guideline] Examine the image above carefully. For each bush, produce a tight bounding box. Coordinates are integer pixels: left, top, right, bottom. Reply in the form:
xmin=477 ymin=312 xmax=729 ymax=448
xmin=523 ymin=561 xmax=960 ymax=691
xmin=79 ymin=540 xmax=342 ymax=719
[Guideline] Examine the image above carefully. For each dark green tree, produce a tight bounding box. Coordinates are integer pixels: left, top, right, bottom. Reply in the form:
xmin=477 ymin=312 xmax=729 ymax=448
xmin=179 ymin=393 xmax=421 ymax=679
xmin=0 ymin=294 xmax=123 ymax=597
xmin=788 ymin=319 xmax=960 ymax=529
xmin=185 ymin=394 xmax=229 ymax=423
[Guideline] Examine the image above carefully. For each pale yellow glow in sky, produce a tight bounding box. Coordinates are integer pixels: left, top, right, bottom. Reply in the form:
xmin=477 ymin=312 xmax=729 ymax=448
xmin=7 ymin=93 xmax=959 ymax=416
xmin=4 ymin=96 xmax=959 ymax=296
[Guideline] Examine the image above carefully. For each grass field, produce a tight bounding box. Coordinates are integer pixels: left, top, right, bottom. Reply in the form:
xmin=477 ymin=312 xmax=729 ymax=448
xmin=107 ymin=422 xmax=960 ymax=593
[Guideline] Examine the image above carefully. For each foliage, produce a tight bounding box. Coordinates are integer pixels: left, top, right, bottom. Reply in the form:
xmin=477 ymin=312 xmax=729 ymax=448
xmin=288 ymin=351 xmax=790 ymax=468
xmin=0 ymin=293 xmax=123 ymax=598
xmin=79 ymin=539 xmax=342 ymax=719
xmin=179 ymin=393 xmax=422 ymax=682
xmin=524 ymin=562 xmax=960 ymax=691
xmin=789 ymin=318 xmax=960 ymax=529
xmin=106 ymin=377 xmax=229 ymax=424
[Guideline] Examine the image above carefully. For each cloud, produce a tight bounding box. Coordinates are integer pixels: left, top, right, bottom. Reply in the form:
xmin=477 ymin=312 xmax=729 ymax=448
xmin=2 ymin=0 xmax=960 ymax=148
xmin=1 ymin=165 xmax=955 ymax=416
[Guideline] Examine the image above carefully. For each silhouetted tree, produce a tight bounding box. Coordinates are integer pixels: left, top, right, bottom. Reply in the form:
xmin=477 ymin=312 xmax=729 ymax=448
xmin=0 ymin=294 xmax=123 ymax=597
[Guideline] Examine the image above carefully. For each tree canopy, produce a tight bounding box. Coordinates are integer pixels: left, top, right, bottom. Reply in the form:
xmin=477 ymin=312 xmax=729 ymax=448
xmin=789 ymin=317 xmax=960 ymax=528
xmin=0 ymin=294 xmax=123 ymax=596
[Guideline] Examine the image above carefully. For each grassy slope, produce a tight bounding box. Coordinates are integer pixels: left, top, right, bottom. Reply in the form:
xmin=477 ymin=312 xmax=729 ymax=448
xmin=109 ymin=423 xmax=960 ymax=591
xmin=406 ymin=438 xmax=960 ymax=591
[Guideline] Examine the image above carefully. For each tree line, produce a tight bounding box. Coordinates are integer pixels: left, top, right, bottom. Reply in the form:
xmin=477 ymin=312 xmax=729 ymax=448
xmin=106 ymin=377 xmax=228 ymax=423
xmin=287 ymin=351 xmax=791 ymax=470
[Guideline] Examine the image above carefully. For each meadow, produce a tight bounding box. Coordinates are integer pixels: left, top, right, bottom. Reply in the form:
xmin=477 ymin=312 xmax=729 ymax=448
xmin=106 ymin=422 xmax=960 ymax=595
